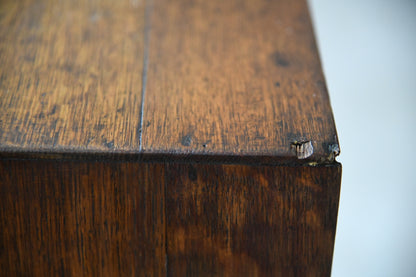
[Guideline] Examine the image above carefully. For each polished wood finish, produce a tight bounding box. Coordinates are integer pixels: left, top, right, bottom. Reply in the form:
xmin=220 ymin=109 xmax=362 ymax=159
xmin=0 ymin=0 xmax=341 ymax=276
xmin=166 ymin=163 xmax=341 ymax=276
xmin=0 ymin=161 xmax=340 ymax=276
xmin=0 ymin=160 xmax=166 ymax=276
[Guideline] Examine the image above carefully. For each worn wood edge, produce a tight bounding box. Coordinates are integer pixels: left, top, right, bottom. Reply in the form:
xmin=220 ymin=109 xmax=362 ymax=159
xmin=0 ymin=130 xmax=340 ymax=164
xmin=0 ymin=147 xmax=340 ymax=167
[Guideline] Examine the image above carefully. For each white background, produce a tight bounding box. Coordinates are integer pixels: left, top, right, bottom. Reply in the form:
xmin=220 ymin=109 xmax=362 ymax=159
xmin=308 ymin=0 xmax=416 ymax=276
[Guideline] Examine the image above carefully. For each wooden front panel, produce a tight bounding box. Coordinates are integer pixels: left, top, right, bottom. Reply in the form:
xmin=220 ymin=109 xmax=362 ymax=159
xmin=0 ymin=159 xmax=341 ymax=276
xmin=0 ymin=160 xmax=166 ymax=276
xmin=166 ymin=164 xmax=341 ymax=276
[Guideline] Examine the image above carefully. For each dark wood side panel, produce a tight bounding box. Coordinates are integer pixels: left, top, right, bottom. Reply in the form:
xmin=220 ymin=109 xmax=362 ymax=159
xmin=166 ymin=163 xmax=341 ymax=277
xmin=0 ymin=160 xmax=166 ymax=276
xmin=0 ymin=0 xmax=144 ymax=152
xmin=143 ymin=0 xmax=339 ymax=160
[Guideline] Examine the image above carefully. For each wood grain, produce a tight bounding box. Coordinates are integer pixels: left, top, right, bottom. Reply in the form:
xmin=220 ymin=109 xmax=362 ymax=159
xmin=0 ymin=0 xmax=341 ymax=275
xmin=0 ymin=159 xmax=341 ymax=276
xmin=0 ymin=0 xmax=339 ymax=163
xmin=166 ymin=163 xmax=341 ymax=277
xmin=0 ymin=159 xmax=166 ymax=276
xmin=142 ymin=0 xmax=339 ymax=162
xmin=0 ymin=0 xmax=144 ymax=153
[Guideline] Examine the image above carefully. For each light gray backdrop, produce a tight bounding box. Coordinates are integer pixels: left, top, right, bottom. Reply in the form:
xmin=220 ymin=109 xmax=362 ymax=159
xmin=308 ymin=0 xmax=416 ymax=276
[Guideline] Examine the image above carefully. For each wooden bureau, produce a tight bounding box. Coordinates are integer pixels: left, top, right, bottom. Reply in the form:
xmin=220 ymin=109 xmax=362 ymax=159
xmin=0 ymin=0 xmax=341 ymax=275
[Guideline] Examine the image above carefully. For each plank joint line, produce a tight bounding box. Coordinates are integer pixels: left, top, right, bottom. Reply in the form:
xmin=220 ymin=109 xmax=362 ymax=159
xmin=138 ymin=0 xmax=152 ymax=151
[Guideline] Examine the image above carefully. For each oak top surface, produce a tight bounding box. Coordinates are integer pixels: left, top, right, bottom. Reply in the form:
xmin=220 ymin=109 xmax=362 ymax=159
xmin=0 ymin=0 xmax=339 ymax=163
